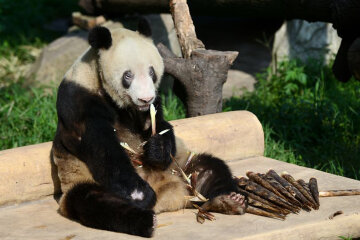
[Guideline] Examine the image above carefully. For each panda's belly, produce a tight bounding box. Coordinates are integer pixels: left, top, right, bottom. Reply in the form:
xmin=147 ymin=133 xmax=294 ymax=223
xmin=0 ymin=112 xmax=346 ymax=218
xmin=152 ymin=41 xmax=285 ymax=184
xmin=113 ymin=121 xmax=145 ymax=163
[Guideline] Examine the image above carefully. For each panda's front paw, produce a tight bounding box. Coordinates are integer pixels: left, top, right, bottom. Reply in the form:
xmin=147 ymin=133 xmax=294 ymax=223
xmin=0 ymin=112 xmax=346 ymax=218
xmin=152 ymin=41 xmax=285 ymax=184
xmin=142 ymin=134 xmax=172 ymax=170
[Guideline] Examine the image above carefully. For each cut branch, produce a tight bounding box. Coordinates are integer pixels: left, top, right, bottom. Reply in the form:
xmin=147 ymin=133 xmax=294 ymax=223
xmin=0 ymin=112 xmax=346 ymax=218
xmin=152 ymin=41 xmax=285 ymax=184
xmin=319 ymin=189 xmax=360 ymax=197
xmin=169 ymin=0 xmax=205 ymax=58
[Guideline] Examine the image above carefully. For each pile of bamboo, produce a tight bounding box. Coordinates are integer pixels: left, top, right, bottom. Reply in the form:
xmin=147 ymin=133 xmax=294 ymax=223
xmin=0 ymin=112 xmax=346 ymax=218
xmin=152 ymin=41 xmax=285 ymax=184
xmin=236 ymin=170 xmax=320 ymax=220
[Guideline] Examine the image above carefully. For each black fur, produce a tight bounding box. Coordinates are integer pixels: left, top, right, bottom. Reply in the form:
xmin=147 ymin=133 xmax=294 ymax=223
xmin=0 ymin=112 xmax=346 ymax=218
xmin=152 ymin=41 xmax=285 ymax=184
xmin=122 ymin=70 xmax=133 ymax=89
xmin=88 ymin=26 xmax=112 ymax=50
xmin=138 ymin=18 xmax=152 ymax=37
xmin=150 ymin=66 xmax=157 ymax=83
xmin=185 ymin=154 xmax=239 ymax=200
xmin=54 ymin=73 xmax=243 ymax=236
xmin=141 ymin=97 xmax=175 ymax=170
xmin=54 ymin=81 xmax=157 ymax=210
xmin=64 ymin=183 xmax=155 ymax=238
xmin=53 ymin=81 xmax=177 ymax=236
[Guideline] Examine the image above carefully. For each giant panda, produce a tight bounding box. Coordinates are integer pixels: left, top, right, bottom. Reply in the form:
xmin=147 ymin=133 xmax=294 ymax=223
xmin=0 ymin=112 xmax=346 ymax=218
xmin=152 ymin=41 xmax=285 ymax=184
xmin=52 ymin=20 xmax=247 ymax=238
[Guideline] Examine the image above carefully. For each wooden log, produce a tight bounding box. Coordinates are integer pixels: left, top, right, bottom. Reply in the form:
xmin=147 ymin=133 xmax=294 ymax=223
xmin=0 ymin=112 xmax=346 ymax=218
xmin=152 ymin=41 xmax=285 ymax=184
xmin=297 ymin=179 xmax=319 ymax=210
xmin=237 ymin=182 xmax=291 ymax=215
xmin=309 ymin=178 xmax=320 ymax=206
xmin=169 ymin=0 xmax=204 ymax=59
xmin=247 ymin=197 xmax=287 ymax=215
xmin=319 ymin=189 xmax=360 ymax=197
xmin=157 ymin=43 xmax=237 ymax=117
xmin=246 ymin=205 xmax=285 ymax=220
xmin=281 ymin=172 xmax=317 ymax=209
xmin=156 ymin=0 xmax=238 ymax=116
xmin=78 ymin=0 xmax=333 ymax=22
xmin=263 ymin=174 xmax=302 ymax=208
xmin=242 ymin=178 xmax=299 ymax=213
xmin=247 ymin=171 xmax=286 ymax=201
xmin=266 ymin=170 xmax=311 ymax=210
xmin=72 ymin=12 xmax=106 ymax=30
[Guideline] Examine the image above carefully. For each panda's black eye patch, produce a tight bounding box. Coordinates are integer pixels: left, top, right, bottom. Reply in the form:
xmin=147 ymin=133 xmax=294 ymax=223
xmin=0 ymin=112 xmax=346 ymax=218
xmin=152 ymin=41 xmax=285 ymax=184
xmin=149 ymin=66 xmax=157 ymax=83
xmin=122 ymin=70 xmax=133 ymax=89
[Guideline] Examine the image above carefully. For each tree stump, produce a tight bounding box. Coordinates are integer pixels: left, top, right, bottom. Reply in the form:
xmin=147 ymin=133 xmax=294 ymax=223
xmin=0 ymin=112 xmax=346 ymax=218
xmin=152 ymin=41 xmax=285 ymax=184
xmin=158 ymin=44 xmax=237 ymax=116
xmin=158 ymin=0 xmax=238 ymax=117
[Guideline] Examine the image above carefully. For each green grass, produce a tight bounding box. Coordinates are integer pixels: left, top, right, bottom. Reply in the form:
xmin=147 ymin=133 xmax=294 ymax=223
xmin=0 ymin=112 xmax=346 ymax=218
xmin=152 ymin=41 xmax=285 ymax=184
xmin=224 ymin=59 xmax=360 ymax=179
xmin=0 ymin=81 xmax=57 ymax=149
xmin=339 ymin=236 xmax=359 ymax=240
xmin=162 ymin=91 xmax=186 ymax=121
xmin=1 ymin=58 xmax=360 ymax=180
xmin=0 ymin=0 xmax=79 ymax=60
xmin=0 ymin=0 xmax=78 ymax=149
xmin=0 ymin=81 xmax=183 ymax=150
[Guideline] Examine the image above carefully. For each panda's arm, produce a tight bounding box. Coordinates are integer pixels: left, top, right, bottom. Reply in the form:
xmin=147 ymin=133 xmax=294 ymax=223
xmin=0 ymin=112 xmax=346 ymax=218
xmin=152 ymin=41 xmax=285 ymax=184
xmin=56 ymin=82 xmax=156 ymax=209
xmin=142 ymin=96 xmax=176 ymax=170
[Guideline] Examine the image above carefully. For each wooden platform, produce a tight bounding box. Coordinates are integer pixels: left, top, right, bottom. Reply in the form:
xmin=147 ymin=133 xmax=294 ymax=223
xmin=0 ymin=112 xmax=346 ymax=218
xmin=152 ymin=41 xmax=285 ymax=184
xmin=0 ymin=111 xmax=359 ymax=239
xmin=1 ymin=157 xmax=360 ymax=240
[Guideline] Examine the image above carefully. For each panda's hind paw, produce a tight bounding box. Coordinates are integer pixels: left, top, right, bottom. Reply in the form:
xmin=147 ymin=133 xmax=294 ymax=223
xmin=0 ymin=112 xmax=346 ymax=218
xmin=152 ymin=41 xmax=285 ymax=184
xmin=132 ymin=210 xmax=156 ymax=238
xmin=202 ymin=192 xmax=247 ymax=215
xmin=229 ymin=192 xmax=246 ymax=205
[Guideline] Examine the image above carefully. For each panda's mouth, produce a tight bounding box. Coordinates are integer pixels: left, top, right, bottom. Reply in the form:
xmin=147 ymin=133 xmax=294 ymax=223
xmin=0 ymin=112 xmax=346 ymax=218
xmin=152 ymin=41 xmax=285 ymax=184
xmin=137 ymin=104 xmax=150 ymax=111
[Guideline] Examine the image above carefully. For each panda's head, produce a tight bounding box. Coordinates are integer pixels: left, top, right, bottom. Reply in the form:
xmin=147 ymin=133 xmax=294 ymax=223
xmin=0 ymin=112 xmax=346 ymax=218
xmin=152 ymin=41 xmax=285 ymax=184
xmin=88 ymin=20 xmax=164 ymax=111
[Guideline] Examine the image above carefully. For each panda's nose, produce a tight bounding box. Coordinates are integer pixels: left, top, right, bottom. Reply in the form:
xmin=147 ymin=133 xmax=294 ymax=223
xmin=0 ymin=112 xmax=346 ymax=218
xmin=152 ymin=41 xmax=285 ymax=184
xmin=138 ymin=97 xmax=154 ymax=104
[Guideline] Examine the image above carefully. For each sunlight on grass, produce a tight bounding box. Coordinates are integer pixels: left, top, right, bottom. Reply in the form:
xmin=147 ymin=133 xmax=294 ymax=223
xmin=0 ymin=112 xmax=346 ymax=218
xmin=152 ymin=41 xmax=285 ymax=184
xmin=1 ymin=55 xmax=359 ymax=181
xmin=224 ymin=58 xmax=360 ymax=179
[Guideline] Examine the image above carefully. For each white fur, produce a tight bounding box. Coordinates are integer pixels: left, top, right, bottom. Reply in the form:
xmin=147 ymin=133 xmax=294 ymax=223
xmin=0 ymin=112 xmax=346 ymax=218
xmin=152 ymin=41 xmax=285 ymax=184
xmin=131 ymin=189 xmax=144 ymax=200
xmin=64 ymin=47 xmax=100 ymax=92
xmin=99 ymin=29 xmax=163 ymax=110
xmin=64 ymin=28 xmax=164 ymax=110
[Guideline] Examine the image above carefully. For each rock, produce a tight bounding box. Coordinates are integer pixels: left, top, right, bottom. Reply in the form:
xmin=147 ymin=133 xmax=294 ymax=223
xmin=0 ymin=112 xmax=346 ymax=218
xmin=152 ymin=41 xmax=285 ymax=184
xmin=29 ymin=15 xmax=181 ymax=86
xmin=28 ymin=28 xmax=89 ymax=86
xmin=273 ymin=20 xmax=341 ymax=64
xmin=222 ymin=70 xmax=256 ymax=99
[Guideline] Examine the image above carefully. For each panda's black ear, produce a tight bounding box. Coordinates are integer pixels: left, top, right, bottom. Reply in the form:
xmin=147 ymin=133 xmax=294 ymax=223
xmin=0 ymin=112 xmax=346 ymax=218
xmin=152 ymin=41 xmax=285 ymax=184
xmin=88 ymin=26 xmax=112 ymax=50
xmin=138 ymin=18 xmax=152 ymax=38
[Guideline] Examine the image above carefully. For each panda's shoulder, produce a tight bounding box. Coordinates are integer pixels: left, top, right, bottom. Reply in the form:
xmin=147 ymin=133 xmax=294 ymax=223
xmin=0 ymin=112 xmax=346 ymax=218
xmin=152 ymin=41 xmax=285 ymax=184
xmin=57 ymin=79 xmax=114 ymax=120
xmin=64 ymin=47 xmax=100 ymax=92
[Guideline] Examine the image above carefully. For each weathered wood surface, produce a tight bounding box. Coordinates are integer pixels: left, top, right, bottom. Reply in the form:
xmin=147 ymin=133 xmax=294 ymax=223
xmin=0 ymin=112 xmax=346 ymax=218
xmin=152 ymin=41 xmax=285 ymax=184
xmin=169 ymin=0 xmax=204 ymax=59
xmin=0 ymin=111 xmax=264 ymax=206
xmin=158 ymin=0 xmax=238 ymax=116
xmin=158 ymin=43 xmax=237 ymax=116
xmin=1 ymin=156 xmax=360 ymax=240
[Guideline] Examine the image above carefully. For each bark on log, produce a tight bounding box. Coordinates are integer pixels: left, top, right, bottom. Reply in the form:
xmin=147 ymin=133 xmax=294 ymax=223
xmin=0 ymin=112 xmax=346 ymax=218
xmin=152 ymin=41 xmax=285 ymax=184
xmin=158 ymin=43 xmax=237 ymax=116
xmin=169 ymin=0 xmax=204 ymax=58
xmin=155 ymin=0 xmax=238 ymax=116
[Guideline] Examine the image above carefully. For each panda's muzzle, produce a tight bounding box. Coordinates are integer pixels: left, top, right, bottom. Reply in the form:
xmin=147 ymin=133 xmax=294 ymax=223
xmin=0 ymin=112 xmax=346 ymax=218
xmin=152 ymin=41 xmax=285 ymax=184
xmin=138 ymin=97 xmax=154 ymax=104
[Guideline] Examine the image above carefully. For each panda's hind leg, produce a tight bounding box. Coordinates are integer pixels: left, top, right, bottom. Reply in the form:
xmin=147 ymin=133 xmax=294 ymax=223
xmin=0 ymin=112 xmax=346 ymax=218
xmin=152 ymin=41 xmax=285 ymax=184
xmin=59 ymin=182 xmax=156 ymax=238
xmin=142 ymin=171 xmax=189 ymax=214
xmin=186 ymin=154 xmax=247 ymax=215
